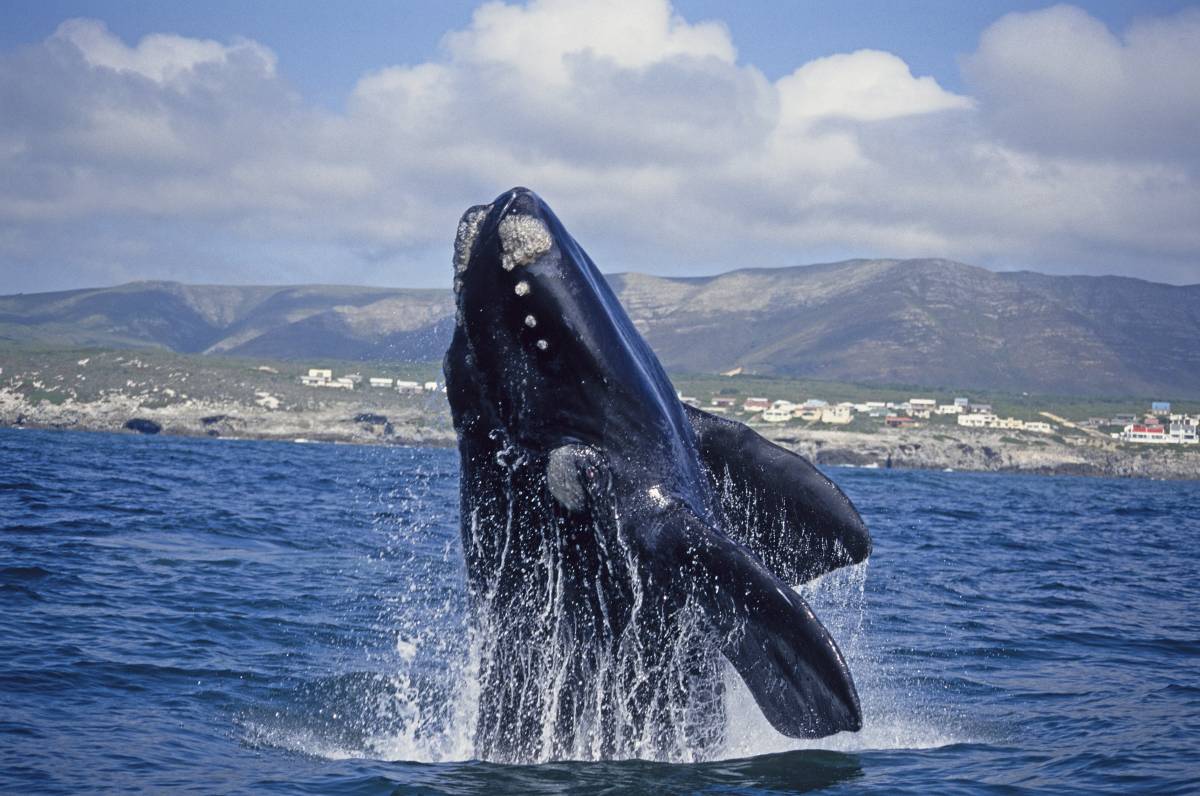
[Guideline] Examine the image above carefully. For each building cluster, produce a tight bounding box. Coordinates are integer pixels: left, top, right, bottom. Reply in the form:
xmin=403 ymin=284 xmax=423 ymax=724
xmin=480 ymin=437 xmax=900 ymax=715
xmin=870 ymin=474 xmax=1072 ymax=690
xmin=957 ymin=413 xmax=1054 ymax=433
xmin=701 ymin=389 xmax=1197 ymax=446
xmin=700 ymin=392 xmax=1060 ymax=432
xmin=299 ymin=368 xmax=441 ymax=394
xmin=1111 ymin=402 xmax=1198 ymax=445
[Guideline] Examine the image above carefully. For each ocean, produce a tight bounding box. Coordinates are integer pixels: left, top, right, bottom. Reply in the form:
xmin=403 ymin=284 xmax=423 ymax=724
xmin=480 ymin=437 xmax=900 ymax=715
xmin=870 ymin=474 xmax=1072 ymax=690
xmin=1 ymin=427 xmax=1197 ymax=794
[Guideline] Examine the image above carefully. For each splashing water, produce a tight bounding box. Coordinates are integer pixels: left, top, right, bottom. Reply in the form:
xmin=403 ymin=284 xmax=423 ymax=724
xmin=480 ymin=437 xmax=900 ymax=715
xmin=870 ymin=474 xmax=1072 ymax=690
xmin=247 ymin=453 xmax=960 ymax=765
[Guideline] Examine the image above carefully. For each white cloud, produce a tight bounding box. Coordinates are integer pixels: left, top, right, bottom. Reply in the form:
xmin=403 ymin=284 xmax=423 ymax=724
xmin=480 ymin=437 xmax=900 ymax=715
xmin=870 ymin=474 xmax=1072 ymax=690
xmin=0 ymin=1 xmax=1197 ymax=293
xmin=963 ymin=4 xmax=1200 ymax=163
xmin=777 ymin=50 xmax=973 ymax=126
xmin=54 ymin=18 xmax=277 ymax=83
xmin=443 ymin=0 xmax=736 ymax=83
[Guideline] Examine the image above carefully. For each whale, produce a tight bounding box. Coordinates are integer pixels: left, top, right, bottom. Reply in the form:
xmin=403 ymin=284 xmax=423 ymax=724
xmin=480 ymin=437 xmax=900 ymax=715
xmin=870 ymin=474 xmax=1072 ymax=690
xmin=444 ymin=187 xmax=872 ymax=763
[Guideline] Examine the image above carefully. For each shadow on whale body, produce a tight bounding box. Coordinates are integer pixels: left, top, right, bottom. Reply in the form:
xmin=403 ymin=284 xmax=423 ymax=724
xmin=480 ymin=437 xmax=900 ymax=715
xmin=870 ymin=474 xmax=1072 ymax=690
xmin=444 ymin=187 xmax=872 ymax=764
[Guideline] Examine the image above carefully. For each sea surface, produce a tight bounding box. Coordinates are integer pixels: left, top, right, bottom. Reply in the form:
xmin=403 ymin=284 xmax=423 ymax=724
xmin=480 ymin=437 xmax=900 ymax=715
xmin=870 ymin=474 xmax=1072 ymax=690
xmin=1 ymin=427 xmax=1197 ymax=794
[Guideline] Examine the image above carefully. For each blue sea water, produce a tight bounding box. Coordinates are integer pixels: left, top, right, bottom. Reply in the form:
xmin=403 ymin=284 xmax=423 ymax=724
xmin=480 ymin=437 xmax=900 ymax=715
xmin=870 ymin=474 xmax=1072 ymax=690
xmin=0 ymin=427 xmax=1197 ymax=794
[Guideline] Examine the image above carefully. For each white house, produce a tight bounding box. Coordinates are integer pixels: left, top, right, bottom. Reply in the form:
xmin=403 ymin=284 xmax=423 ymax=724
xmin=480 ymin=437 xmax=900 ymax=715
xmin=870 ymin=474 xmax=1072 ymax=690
xmin=1167 ymin=416 xmax=1199 ymax=444
xmin=761 ymin=400 xmax=796 ymax=422
xmin=300 ymin=368 xmax=334 ymax=386
xmin=369 ymin=377 xmax=394 ymax=388
xmin=820 ymin=405 xmax=853 ymax=425
xmin=760 ymin=400 xmax=796 ymax=422
xmin=1118 ymin=423 xmax=1169 ymax=443
xmin=395 ymin=380 xmax=423 ymax=393
xmin=958 ymin=413 xmax=997 ymax=428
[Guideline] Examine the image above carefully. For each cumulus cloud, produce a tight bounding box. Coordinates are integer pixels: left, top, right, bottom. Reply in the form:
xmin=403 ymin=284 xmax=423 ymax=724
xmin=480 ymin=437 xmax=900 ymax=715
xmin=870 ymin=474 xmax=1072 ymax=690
xmin=0 ymin=1 xmax=1197 ymax=292
xmin=963 ymin=4 xmax=1200 ymax=163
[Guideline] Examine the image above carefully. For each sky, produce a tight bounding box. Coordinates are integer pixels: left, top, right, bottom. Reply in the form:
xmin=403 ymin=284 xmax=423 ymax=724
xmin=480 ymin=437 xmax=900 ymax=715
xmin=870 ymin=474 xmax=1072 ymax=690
xmin=1 ymin=0 xmax=1198 ymax=292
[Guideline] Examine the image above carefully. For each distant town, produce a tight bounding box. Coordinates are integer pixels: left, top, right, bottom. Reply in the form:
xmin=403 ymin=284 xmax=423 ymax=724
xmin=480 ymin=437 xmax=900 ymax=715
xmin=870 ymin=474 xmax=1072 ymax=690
xmin=675 ymin=391 xmax=1199 ymax=446
xmin=1 ymin=343 xmax=1197 ymax=479
xmin=299 ymin=365 xmax=1199 ymax=446
xmin=298 ymin=367 xmax=443 ymax=394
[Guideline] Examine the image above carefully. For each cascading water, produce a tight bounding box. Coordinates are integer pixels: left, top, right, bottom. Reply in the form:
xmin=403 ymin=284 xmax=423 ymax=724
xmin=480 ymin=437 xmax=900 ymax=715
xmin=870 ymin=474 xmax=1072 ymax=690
xmin=243 ymin=450 xmax=952 ymax=765
xmin=460 ymin=441 xmax=731 ymax=763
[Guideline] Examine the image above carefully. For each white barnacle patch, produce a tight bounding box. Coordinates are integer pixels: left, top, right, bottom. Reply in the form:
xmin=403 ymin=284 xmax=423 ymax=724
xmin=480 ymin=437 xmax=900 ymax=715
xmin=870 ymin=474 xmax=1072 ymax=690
xmin=647 ymin=485 xmax=669 ymax=509
xmin=498 ymin=214 xmax=552 ymax=271
xmin=453 ymin=206 xmax=489 ymax=274
xmin=536 ymin=339 xmax=548 ymax=351
xmin=524 ymin=314 xmax=537 ymax=328
xmin=514 ymin=280 xmax=530 ymax=297
xmin=453 ymin=277 xmax=464 ymax=294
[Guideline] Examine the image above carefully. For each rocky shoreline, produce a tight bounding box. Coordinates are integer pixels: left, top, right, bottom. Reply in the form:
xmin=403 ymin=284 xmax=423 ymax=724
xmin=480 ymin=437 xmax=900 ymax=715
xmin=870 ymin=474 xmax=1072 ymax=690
xmin=0 ymin=388 xmax=456 ymax=448
xmin=756 ymin=425 xmax=1200 ymax=480
xmin=3 ymin=387 xmax=1196 ymax=480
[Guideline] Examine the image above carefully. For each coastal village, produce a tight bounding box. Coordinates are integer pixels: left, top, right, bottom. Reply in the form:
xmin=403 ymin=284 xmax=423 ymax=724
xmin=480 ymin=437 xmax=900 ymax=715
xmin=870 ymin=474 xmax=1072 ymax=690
xmin=672 ymin=391 xmax=1199 ymax=446
xmin=297 ymin=366 xmax=1200 ymax=447
xmin=2 ymin=345 xmax=1198 ymax=478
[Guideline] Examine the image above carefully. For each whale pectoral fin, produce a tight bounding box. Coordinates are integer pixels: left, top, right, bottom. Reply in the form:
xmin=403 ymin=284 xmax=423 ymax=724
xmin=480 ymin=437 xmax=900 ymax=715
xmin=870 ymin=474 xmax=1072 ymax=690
xmin=683 ymin=403 xmax=871 ymax=585
xmin=644 ymin=504 xmax=862 ymax=738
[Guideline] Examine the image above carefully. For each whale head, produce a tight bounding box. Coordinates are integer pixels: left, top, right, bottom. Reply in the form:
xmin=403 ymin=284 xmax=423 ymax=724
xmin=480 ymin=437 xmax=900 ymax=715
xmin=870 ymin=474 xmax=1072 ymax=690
xmin=445 ymin=187 xmax=692 ymax=470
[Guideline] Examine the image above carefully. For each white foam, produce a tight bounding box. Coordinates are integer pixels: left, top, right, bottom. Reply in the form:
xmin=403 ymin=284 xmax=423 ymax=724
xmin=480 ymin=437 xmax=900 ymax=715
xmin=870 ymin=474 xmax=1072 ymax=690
xmin=498 ymin=214 xmax=552 ymax=271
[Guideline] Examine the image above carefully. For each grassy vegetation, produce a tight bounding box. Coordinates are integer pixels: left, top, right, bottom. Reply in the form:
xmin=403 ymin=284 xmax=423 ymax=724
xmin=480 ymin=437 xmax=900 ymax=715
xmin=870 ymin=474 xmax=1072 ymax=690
xmin=0 ymin=341 xmax=446 ymax=415
xmin=2 ymin=340 xmax=1197 ymax=435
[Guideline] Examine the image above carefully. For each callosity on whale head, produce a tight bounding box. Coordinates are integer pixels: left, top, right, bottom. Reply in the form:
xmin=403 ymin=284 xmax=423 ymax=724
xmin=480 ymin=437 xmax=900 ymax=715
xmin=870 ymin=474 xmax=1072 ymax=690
xmin=446 ymin=187 xmax=698 ymax=485
xmin=444 ymin=187 xmax=872 ymax=763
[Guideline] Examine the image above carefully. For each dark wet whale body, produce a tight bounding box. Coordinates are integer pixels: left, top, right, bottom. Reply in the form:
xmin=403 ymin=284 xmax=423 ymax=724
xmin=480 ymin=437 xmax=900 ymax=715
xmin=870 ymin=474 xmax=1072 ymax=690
xmin=444 ymin=188 xmax=872 ymax=763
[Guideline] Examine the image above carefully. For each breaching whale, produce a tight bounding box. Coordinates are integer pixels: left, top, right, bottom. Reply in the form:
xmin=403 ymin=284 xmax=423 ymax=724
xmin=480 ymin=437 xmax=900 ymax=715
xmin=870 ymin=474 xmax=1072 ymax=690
xmin=444 ymin=187 xmax=872 ymax=763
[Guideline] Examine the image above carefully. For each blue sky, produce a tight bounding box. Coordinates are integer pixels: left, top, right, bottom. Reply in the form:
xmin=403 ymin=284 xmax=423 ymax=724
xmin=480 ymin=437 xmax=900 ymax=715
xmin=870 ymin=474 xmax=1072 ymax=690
xmin=8 ymin=1 xmax=1191 ymax=96
xmin=2 ymin=1 xmax=1198 ymax=291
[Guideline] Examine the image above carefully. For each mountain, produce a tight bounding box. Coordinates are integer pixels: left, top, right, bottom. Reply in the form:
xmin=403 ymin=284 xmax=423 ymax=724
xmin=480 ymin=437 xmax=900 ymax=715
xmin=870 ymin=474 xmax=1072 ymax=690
xmin=2 ymin=260 xmax=1198 ymax=397
xmin=0 ymin=281 xmax=454 ymax=362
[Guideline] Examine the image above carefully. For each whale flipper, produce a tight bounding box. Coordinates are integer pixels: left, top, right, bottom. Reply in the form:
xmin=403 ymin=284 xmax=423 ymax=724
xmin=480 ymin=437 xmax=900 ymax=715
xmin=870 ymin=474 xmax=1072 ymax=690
xmin=641 ymin=502 xmax=862 ymax=737
xmin=683 ymin=404 xmax=871 ymax=585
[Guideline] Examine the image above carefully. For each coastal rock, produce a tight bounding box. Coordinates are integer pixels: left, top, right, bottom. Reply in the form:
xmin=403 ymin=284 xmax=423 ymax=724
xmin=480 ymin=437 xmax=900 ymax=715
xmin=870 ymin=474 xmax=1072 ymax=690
xmin=124 ymin=418 xmax=162 ymax=435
